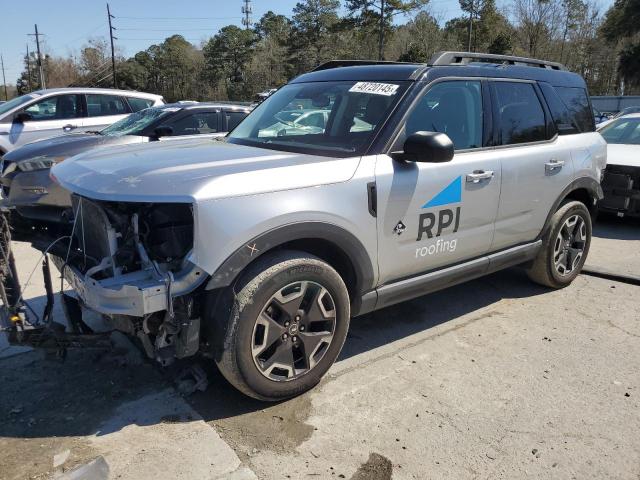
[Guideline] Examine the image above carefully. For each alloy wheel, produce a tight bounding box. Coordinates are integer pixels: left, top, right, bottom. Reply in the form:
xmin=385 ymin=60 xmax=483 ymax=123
xmin=251 ymin=281 xmax=336 ymax=381
xmin=553 ymin=214 xmax=587 ymax=276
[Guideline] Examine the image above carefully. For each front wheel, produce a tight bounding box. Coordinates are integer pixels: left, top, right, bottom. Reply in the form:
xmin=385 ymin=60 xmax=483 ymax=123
xmin=210 ymin=250 xmax=350 ymax=401
xmin=527 ymin=200 xmax=592 ymax=288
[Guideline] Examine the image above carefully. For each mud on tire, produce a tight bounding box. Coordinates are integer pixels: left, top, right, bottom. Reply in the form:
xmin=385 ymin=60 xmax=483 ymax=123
xmin=208 ymin=250 xmax=350 ymax=401
xmin=527 ymin=200 xmax=592 ymax=289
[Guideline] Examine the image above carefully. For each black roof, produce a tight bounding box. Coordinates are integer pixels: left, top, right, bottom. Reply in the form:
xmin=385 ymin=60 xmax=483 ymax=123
xmin=291 ymin=52 xmax=586 ymax=88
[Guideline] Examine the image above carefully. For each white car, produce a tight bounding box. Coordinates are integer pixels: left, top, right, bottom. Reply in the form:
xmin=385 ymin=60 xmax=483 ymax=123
xmin=597 ymin=113 xmax=640 ymax=218
xmin=0 ymin=88 xmax=164 ymax=157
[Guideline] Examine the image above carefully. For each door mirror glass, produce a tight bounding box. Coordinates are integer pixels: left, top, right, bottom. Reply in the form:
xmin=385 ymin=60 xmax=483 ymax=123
xmin=394 ymin=131 xmax=454 ymax=163
xmin=14 ymin=112 xmax=32 ymax=123
xmin=154 ymin=125 xmax=174 ymax=138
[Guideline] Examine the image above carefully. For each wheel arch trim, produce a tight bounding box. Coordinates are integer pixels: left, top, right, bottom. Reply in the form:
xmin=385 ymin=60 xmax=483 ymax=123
xmin=205 ymin=221 xmax=376 ymax=297
xmin=538 ymin=176 xmax=602 ymax=240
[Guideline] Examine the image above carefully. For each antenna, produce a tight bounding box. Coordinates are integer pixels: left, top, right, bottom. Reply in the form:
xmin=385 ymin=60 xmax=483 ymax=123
xmin=241 ymin=0 xmax=252 ymax=29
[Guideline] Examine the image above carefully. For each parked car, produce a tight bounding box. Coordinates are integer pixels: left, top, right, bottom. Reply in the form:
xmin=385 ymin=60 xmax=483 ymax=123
xmin=0 ymin=102 xmax=251 ymax=236
xmin=0 ymin=88 xmax=164 ymax=156
xmin=597 ymin=113 xmax=640 ymax=218
xmin=593 ymin=106 xmax=609 ymax=125
xmin=42 ymin=52 xmax=604 ymax=401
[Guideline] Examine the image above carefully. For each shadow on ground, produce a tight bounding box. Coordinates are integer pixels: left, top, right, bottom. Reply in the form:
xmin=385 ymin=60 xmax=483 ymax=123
xmin=0 ymin=267 xmax=549 ymax=442
xmin=593 ymin=216 xmax=640 ymax=240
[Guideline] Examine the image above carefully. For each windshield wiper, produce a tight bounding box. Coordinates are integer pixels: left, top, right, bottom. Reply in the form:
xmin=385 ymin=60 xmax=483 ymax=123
xmin=85 ymin=130 xmax=103 ymax=135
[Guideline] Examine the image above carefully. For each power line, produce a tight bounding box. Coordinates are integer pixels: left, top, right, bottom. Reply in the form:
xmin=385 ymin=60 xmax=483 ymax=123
xmin=117 ymin=27 xmax=220 ymax=31
xmin=116 ymin=16 xmax=242 ymax=20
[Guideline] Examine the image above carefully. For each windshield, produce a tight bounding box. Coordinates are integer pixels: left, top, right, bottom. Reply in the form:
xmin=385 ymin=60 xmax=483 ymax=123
xmin=0 ymin=94 xmax=37 ymax=118
xmin=100 ymin=107 xmax=175 ymax=137
xmin=228 ymin=80 xmax=409 ymax=156
xmin=599 ymin=117 xmax=640 ymax=145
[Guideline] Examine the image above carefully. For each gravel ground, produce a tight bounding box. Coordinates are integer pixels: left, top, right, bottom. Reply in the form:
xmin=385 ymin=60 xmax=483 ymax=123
xmin=1 ymin=217 xmax=638 ymax=480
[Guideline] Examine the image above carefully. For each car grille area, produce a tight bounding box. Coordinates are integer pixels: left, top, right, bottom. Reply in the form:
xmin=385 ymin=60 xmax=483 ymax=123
xmin=70 ymin=195 xmax=194 ymax=277
xmin=601 ymin=165 xmax=640 ymax=217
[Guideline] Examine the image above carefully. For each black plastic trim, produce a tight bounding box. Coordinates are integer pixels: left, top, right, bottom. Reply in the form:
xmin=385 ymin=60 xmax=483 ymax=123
xmin=206 ymin=221 xmax=376 ymax=297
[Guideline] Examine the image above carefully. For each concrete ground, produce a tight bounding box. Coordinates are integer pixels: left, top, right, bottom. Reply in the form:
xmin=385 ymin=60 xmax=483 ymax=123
xmin=1 ymin=217 xmax=638 ymax=480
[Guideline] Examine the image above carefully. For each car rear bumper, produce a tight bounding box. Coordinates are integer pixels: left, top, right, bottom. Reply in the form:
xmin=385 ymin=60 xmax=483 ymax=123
xmin=599 ymin=165 xmax=640 ymax=217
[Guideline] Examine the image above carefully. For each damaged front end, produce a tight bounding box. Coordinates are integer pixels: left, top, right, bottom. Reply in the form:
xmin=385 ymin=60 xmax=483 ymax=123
xmin=50 ymin=195 xmax=207 ymax=365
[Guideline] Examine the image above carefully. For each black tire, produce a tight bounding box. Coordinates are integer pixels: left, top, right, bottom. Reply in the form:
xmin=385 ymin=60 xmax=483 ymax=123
xmin=527 ymin=200 xmax=592 ymax=288
xmin=208 ymin=250 xmax=350 ymax=401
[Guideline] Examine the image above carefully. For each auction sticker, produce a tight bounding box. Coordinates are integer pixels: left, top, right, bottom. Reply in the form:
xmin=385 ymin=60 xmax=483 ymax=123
xmin=349 ymin=82 xmax=399 ymax=96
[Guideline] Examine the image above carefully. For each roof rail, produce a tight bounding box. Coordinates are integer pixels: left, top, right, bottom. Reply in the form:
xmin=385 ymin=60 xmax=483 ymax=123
xmin=311 ymin=60 xmax=416 ymax=72
xmin=429 ymin=51 xmax=567 ymax=71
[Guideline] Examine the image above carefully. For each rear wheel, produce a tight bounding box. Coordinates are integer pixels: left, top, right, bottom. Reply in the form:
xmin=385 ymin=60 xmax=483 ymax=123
xmin=210 ymin=250 xmax=350 ymax=401
xmin=527 ymin=200 xmax=592 ymax=288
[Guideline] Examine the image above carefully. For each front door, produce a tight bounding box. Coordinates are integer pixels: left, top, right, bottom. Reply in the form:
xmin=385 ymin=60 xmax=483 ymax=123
xmin=8 ymin=94 xmax=82 ymax=148
xmin=375 ymin=79 xmax=501 ymax=285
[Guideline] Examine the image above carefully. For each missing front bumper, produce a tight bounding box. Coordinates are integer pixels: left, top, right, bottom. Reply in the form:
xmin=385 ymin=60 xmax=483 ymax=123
xmin=53 ymin=256 xmax=207 ymax=317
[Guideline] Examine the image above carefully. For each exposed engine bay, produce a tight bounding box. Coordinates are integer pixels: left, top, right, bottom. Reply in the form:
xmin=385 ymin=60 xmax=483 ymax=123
xmin=30 ymin=195 xmax=208 ymax=365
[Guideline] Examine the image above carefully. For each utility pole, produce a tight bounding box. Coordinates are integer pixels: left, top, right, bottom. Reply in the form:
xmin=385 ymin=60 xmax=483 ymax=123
xmin=28 ymin=24 xmax=46 ymax=89
xmin=241 ymin=0 xmax=252 ymax=29
xmin=107 ymin=3 xmax=117 ymax=88
xmin=467 ymin=9 xmax=473 ymax=51
xmin=1 ymin=54 xmax=7 ymax=101
xmin=26 ymin=44 xmax=33 ymax=92
xmin=378 ymin=0 xmax=385 ymax=60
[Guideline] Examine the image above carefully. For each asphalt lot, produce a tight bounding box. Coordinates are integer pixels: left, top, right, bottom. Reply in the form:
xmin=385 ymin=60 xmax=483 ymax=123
xmin=1 ymin=217 xmax=638 ymax=480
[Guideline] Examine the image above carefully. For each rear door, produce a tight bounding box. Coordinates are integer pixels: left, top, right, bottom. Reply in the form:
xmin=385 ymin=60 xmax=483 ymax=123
xmin=489 ymin=80 xmax=574 ymax=251
xmin=9 ymin=94 xmax=83 ymax=147
xmin=80 ymin=94 xmax=131 ymax=132
xmin=375 ymin=79 xmax=501 ymax=285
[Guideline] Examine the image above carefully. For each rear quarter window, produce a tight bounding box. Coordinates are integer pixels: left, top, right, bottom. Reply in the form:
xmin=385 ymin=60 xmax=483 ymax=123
xmin=554 ymin=86 xmax=595 ymax=133
xmin=128 ymin=97 xmax=155 ymax=112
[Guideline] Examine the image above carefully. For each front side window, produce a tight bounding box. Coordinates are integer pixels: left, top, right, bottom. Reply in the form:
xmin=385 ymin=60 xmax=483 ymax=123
xmin=0 ymin=94 xmax=37 ymax=119
xmin=127 ymin=97 xmax=154 ymax=112
xmin=493 ymin=82 xmax=546 ymax=145
xmin=86 ymin=94 xmax=129 ymax=117
xmin=599 ymin=118 xmax=640 ymax=145
xmin=227 ymin=80 xmax=409 ymax=157
xmin=403 ymin=80 xmax=483 ymax=150
xmin=23 ymin=94 xmax=79 ymax=121
xmin=168 ymin=111 xmax=220 ymax=135
xmin=100 ymin=107 xmax=175 ymax=137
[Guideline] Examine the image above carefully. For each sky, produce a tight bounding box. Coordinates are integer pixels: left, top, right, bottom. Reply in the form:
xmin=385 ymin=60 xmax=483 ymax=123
xmin=0 ymin=0 xmax=614 ymax=86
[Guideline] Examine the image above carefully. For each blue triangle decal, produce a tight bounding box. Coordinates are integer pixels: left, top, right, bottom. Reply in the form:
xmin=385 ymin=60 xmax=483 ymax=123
xmin=422 ymin=176 xmax=462 ymax=208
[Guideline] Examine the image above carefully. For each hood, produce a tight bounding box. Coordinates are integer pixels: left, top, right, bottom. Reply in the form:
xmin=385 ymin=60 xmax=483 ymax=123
xmin=3 ymin=133 xmax=141 ymax=164
xmin=606 ymin=143 xmax=640 ymax=168
xmin=51 ymin=138 xmax=360 ymax=203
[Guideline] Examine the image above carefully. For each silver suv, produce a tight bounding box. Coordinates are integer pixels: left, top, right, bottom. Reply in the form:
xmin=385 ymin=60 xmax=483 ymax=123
xmin=0 ymin=88 xmax=163 ymax=156
xmin=48 ymin=52 xmax=606 ymax=400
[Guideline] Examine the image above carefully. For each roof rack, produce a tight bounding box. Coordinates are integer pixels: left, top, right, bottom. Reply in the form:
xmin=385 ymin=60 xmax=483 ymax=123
xmin=311 ymin=60 xmax=415 ymax=72
xmin=429 ymin=51 xmax=567 ymax=71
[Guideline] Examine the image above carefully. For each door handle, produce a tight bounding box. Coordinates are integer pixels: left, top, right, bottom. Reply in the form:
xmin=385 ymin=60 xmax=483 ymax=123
xmin=545 ymin=159 xmax=564 ymax=172
xmin=466 ymin=170 xmax=494 ymax=183
xmin=62 ymin=124 xmax=77 ymax=132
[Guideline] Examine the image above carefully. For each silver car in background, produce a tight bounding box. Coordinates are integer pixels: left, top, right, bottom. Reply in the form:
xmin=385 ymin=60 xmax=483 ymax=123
xmin=0 ymin=88 xmax=164 ymax=156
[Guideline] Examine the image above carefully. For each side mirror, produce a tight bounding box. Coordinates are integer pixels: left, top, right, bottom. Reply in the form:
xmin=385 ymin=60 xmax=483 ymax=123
xmin=14 ymin=112 xmax=33 ymax=124
xmin=393 ymin=131 xmax=454 ymax=163
xmin=154 ymin=125 xmax=174 ymax=138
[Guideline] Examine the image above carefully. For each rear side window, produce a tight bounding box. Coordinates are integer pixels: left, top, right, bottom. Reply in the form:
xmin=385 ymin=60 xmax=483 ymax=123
xmin=226 ymin=111 xmax=248 ymax=131
xmin=492 ymin=82 xmax=546 ymax=145
xmin=86 ymin=94 xmax=129 ymax=117
xmin=539 ymin=83 xmax=579 ymax=135
xmin=554 ymin=87 xmax=594 ymax=133
xmin=127 ymin=97 xmax=154 ymax=112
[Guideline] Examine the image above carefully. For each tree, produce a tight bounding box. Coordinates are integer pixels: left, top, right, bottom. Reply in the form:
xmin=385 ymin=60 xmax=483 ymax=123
xmin=346 ymin=0 xmax=429 ymax=59
xmin=600 ymin=0 xmax=640 ymax=91
xmin=290 ymin=0 xmax=341 ymax=73
xmin=203 ymin=26 xmax=256 ymax=100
